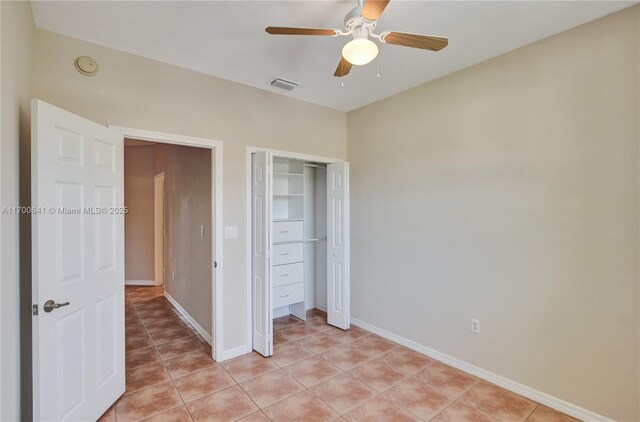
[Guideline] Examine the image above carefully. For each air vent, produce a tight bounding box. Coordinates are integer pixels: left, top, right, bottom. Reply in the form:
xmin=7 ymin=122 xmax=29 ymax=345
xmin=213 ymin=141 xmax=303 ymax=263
xmin=270 ymin=77 xmax=298 ymax=91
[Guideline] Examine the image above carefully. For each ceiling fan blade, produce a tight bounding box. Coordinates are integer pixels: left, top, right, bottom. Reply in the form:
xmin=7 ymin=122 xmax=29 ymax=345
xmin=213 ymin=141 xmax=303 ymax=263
xmin=361 ymin=0 xmax=390 ymax=21
xmin=265 ymin=26 xmax=337 ymax=36
xmin=382 ymin=31 xmax=448 ymax=51
xmin=334 ymin=57 xmax=353 ymax=77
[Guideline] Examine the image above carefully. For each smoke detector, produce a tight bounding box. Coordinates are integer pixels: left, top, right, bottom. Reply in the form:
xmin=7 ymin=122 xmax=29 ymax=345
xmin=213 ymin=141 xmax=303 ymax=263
xmin=74 ymin=56 xmax=99 ymax=76
xmin=270 ymin=77 xmax=298 ymax=91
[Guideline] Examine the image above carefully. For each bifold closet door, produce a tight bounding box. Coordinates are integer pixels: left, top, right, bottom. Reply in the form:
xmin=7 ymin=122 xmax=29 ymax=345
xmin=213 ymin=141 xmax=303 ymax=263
xmin=252 ymin=151 xmax=273 ymax=356
xmin=326 ymin=161 xmax=350 ymax=330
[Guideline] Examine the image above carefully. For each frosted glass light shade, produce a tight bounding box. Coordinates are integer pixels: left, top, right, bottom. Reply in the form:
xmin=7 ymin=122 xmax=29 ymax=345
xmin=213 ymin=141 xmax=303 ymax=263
xmin=342 ymin=38 xmax=379 ymax=66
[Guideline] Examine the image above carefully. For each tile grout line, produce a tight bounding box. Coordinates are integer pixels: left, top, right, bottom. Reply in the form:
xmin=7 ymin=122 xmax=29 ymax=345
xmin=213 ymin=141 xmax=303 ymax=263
xmin=132 ymin=296 xmax=539 ymax=420
xmin=131 ymin=289 xmax=243 ymax=422
xmin=126 ymin=294 xmax=554 ymax=422
xmin=141 ymin=294 xmax=199 ymax=421
xmin=127 ymin=288 xmax=202 ymax=421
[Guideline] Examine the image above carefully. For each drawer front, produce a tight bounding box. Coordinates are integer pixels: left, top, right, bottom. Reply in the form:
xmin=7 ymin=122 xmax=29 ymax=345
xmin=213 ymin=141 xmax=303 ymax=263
xmin=273 ymin=282 xmax=304 ymax=308
xmin=273 ymin=221 xmax=303 ymax=243
xmin=273 ymin=263 xmax=304 ymax=287
xmin=273 ymin=243 xmax=303 ymax=266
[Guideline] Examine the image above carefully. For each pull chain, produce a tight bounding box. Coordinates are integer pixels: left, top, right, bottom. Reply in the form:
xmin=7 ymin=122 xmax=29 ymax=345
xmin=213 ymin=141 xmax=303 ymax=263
xmin=377 ymin=53 xmax=381 ymax=78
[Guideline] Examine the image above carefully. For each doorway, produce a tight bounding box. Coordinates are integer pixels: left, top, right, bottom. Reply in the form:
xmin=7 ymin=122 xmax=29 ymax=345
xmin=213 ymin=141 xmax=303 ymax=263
xmin=118 ymin=129 xmax=222 ymax=362
xmin=247 ymin=148 xmax=350 ymax=357
xmin=115 ymin=127 xmax=223 ymax=361
xmin=31 ymin=101 xmax=224 ymax=421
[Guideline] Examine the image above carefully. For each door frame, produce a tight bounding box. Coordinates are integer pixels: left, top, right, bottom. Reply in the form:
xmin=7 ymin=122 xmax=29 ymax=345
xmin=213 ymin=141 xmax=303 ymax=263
xmin=245 ymin=147 xmax=348 ymax=351
xmin=112 ymin=126 xmax=223 ymax=361
xmin=153 ymin=172 xmax=165 ymax=287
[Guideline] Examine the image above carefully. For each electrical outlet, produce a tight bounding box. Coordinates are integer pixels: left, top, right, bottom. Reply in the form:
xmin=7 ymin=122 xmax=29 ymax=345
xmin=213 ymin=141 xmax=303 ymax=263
xmin=471 ymin=319 xmax=480 ymax=334
xmin=171 ymin=272 xmax=175 ymax=281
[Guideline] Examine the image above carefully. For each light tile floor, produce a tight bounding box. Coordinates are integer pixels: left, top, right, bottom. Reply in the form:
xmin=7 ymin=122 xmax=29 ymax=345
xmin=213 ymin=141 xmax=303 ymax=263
xmin=98 ymin=286 xmax=579 ymax=421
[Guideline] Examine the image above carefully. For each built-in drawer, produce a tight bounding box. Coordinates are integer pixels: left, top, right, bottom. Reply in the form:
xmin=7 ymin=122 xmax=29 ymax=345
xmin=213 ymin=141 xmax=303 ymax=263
xmin=273 ymin=282 xmax=304 ymax=308
xmin=273 ymin=262 xmax=304 ymax=287
xmin=273 ymin=221 xmax=303 ymax=244
xmin=273 ymin=242 xmax=303 ymax=266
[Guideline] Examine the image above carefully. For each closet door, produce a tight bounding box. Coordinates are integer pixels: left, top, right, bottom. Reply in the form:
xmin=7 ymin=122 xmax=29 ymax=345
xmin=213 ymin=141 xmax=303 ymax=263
xmin=252 ymin=151 xmax=273 ymax=356
xmin=326 ymin=161 xmax=350 ymax=330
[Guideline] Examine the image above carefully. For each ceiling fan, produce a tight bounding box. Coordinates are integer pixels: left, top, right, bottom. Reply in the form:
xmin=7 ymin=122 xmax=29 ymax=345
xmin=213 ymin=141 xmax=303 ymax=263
xmin=265 ymin=0 xmax=448 ymax=77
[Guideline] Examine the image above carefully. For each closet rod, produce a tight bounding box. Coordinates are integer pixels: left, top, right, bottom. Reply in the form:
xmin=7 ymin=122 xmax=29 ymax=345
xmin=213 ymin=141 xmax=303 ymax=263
xmin=304 ymin=164 xmax=324 ymax=168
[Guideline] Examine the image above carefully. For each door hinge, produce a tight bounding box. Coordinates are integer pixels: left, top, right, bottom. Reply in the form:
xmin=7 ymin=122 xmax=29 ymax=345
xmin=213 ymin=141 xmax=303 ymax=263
xmin=32 ymin=304 xmax=38 ymax=316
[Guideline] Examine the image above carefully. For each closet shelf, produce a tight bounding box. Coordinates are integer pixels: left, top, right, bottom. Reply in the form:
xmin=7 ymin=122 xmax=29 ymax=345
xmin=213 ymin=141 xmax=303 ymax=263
xmin=273 ymin=172 xmax=304 ymax=176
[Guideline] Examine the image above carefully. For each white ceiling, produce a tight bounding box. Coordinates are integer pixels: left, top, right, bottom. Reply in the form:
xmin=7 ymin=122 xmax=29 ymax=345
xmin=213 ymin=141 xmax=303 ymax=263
xmin=31 ymin=1 xmax=635 ymax=111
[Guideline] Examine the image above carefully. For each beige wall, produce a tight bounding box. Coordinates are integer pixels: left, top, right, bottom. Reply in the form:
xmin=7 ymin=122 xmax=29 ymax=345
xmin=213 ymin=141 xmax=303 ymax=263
xmin=15 ymin=4 xmax=639 ymax=419
xmin=32 ymin=29 xmax=347 ymax=354
xmin=156 ymin=144 xmax=213 ymax=335
xmin=347 ymin=6 xmax=639 ymax=421
xmin=124 ymin=145 xmax=156 ymax=281
xmin=1 ymin=1 xmax=33 ymax=420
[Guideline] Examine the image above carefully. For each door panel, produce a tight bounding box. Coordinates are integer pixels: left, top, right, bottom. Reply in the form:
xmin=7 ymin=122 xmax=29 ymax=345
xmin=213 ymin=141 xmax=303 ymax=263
xmin=326 ymin=162 xmax=350 ymax=330
xmin=252 ymin=151 xmax=273 ymax=356
xmin=32 ymin=100 xmax=125 ymax=421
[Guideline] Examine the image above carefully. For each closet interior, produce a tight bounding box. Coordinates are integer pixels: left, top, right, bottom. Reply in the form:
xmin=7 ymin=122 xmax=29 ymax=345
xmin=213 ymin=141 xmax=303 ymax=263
xmin=271 ymin=157 xmax=327 ymax=323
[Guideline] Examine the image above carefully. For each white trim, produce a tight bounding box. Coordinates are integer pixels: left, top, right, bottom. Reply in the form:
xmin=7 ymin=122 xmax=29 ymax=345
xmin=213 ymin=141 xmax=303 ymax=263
xmin=218 ymin=344 xmax=252 ymax=362
xmin=245 ymin=151 xmax=253 ymax=354
xmin=350 ymin=317 xmax=611 ymax=422
xmin=245 ymin=147 xmax=348 ymax=353
xmin=110 ymin=126 xmax=223 ymax=362
xmin=164 ymin=291 xmax=212 ymax=345
xmin=153 ymin=172 xmax=165 ymax=287
xmin=273 ymin=306 xmax=290 ymax=319
xmin=247 ymin=146 xmax=346 ymax=165
xmin=124 ymin=280 xmax=155 ymax=286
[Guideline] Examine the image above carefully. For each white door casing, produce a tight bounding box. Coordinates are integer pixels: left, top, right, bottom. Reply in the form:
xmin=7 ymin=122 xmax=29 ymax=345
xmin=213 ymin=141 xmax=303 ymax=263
xmin=326 ymin=161 xmax=350 ymax=330
xmin=32 ymin=100 xmax=125 ymax=421
xmin=251 ymin=151 xmax=273 ymax=356
xmin=154 ymin=172 xmax=165 ymax=287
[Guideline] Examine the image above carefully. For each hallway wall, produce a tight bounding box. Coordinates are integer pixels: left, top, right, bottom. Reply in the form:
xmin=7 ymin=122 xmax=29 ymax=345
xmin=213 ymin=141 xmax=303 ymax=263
xmin=155 ymin=144 xmax=213 ymax=336
xmin=124 ymin=144 xmax=156 ymax=282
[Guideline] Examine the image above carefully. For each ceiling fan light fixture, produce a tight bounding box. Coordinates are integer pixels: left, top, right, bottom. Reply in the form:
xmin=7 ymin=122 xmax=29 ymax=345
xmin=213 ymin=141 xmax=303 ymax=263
xmin=342 ymin=37 xmax=379 ymax=66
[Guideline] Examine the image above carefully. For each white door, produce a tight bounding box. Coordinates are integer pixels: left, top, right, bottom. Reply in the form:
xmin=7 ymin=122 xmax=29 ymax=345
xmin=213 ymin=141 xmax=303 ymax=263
xmin=326 ymin=161 xmax=350 ymax=330
xmin=31 ymin=100 xmax=125 ymax=421
xmin=251 ymin=151 xmax=273 ymax=356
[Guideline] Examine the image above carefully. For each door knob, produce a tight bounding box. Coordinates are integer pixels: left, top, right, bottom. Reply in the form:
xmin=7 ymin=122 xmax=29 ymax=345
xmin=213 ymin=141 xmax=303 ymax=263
xmin=43 ymin=300 xmax=70 ymax=313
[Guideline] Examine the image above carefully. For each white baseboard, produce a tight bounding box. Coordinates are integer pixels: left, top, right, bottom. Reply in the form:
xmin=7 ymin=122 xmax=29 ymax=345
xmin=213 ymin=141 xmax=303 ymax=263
xmin=274 ymin=304 xmax=328 ymax=319
xmin=164 ymin=291 xmax=213 ymax=345
xmin=350 ymin=317 xmax=610 ymax=422
xmin=219 ymin=344 xmax=252 ymax=362
xmin=125 ymin=280 xmax=155 ymax=286
xmin=273 ymin=306 xmax=290 ymax=318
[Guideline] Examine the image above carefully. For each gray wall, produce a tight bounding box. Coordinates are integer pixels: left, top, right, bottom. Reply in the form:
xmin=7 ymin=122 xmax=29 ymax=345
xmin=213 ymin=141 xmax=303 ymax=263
xmin=347 ymin=6 xmax=639 ymax=421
